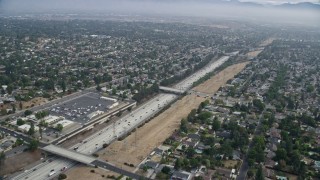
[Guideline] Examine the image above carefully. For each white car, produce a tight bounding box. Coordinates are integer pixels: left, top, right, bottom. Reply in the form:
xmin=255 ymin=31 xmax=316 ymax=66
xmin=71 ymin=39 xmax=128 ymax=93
xmin=48 ymin=171 xmax=56 ymax=177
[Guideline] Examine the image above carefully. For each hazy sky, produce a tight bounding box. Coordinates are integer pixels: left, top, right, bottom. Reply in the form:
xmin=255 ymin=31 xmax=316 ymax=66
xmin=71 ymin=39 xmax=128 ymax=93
xmin=240 ymin=0 xmax=320 ymax=4
xmin=0 ymin=0 xmax=319 ymax=27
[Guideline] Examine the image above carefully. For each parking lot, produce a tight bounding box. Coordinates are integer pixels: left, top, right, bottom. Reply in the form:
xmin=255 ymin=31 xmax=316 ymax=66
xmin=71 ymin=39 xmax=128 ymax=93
xmin=49 ymin=92 xmax=116 ymax=124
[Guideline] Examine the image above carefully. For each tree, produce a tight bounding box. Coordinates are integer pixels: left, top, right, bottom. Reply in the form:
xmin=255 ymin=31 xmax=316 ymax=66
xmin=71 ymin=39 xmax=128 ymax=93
xmin=212 ymin=117 xmax=221 ymax=131
xmin=96 ymin=84 xmax=101 ymax=91
xmin=253 ymin=99 xmax=265 ymax=112
xmin=174 ymin=158 xmax=182 ymax=170
xmin=12 ymin=104 xmax=16 ymax=113
xmin=16 ymin=119 xmax=26 ymax=126
xmin=292 ymin=150 xmax=301 ymax=171
xmin=161 ymin=166 xmax=171 ymax=174
xmin=194 ymin=176 xmax=204 ymax=180
xmin=221 ymin=140 xmax=233 ymax=157
xmin=35 ymin=111 xmax=49 ymax=120
xmin=56 ymin=124 xmax=63 ymax=132
xmin=6 ymin=84 xmax=13 ymax=94
xmin=39 ymin=120 xmax=48 ymax=127
xmin=28 ymin=123 xmax=35 ymax=136
xmin=298 ymin=162 xmax=306 ymax=180
xmin=0 ymin=151 xmax=5 ymax=168
xmin=24 ymin=110 xmax=33 ymax=116
xmin=19 ymin=101 xmax=23 ymax=109
xmin=204 ymin=159 xmax=211 ymax=168
xmin=15 ymin=138 xmax=24 ymax=146
xmin=198 ymin=111 xmax=213 ymax=124
xmin=112 ymin=88 xmax=117 ymax=95
xmin=28 ymin=139 xmax=39 ymax=151
xmin=60 ymin=81 xmax=66 ymax=92
xmin=0 ymin=109 xmax=7 ymax=116
xmin=189 ymin=158 xmax=200 ymax=168
xmin=247 ymin=169 xmax=254 ymax=178
xmin=275 ymin=148 xmax=287 ymax=161
xmin=180 ymin=118 xmax=188 ymax=133
xmin=102 ymin=73 xmax=112 ymax=82
xmin=255 ymin=165 xmax=264 ymax=180
xmin=44 ymin=79 xmax=55 ymax=90
xmin=186 ymin=147 xmax=196 ymax=158
xmin=187 ymin=109 xmax=197 ymax=123
xmin=248 ymin=149 xmax=257 ymax=166
xmin=93 ymin=75 xmax=102 ymax=85
xmin=156 ymin=172 xmax=169 ymax=180
xmin=306 ymin=84 xmax=314 ymax=92
xmin=58 ymin=173 xmax=67 ymax=180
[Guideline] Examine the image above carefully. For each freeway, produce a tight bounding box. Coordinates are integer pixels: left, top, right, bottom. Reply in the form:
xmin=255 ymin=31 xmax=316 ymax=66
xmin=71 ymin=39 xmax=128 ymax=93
xmin=174 ymin=56 xmax=229 ymax=91
xmin=12 ymin=56 xmax=230 ymax=180
xmin=12 ymin=93 xmax=178 ymax=180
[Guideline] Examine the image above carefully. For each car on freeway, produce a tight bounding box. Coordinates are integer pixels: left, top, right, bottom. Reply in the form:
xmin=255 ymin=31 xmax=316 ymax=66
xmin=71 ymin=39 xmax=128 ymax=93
xmin=48 ymin=171 xmax=56 ymax=177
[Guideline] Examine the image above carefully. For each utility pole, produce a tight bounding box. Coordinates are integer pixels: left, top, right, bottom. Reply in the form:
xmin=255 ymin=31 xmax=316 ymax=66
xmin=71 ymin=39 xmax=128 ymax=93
xmin=135 ymin=128 xmax=137 ymax=148
xmin=113 ymin=121 xmax=116 ymax=138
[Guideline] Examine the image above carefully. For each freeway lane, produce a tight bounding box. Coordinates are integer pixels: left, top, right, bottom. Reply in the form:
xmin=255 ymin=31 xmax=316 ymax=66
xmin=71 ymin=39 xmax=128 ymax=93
xmin=12 ymin=56 xmax=229 ymax=180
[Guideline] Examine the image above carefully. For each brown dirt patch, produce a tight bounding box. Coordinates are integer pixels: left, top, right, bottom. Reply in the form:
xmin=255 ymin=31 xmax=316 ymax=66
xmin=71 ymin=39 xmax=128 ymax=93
xmin=192 ymin=62 xmax=250 ymax=94
xmin=96 ymin=62 xmax=250 ymax=172
xmin=66 ymin=165 xmax=120 ymax=180
xmin=259 ymin=38 xmax=276 ymax=47
xmin=0 ymin=150 xmax=42 ymax=176
xmin=222 ymin=160 xmax=239 ymax=169
xmin=19 ymin=97 xmax=48 ymax=109
xmin=246 ymin=50 xmax=262 ymax=58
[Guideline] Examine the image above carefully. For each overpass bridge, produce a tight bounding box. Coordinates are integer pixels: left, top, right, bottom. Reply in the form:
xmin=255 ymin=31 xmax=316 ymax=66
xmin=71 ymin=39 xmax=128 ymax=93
xmin=42 ymin=144 xmax=96 ymax=165
xmin=159 ymin=86 xmax=185 ymax=95
xmin=42 ymin=144 xmax=147 ymax=180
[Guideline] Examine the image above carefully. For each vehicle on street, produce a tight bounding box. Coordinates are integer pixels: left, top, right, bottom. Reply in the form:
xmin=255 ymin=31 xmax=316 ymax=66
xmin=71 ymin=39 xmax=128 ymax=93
xmin=48 ymin=171 xmax=56 ymax=177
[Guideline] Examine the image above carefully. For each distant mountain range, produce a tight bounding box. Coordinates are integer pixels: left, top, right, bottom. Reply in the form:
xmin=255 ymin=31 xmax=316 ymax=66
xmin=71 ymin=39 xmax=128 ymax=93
xmin=142 ymin=0 xmax=320 ymax=10
xmin=276 ymin=2 xmax=320 ymax=9
xmin=213 ymin=0 xmax=320 ymax=9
